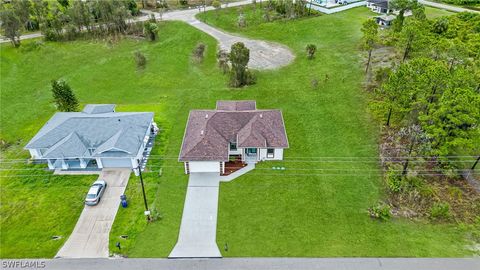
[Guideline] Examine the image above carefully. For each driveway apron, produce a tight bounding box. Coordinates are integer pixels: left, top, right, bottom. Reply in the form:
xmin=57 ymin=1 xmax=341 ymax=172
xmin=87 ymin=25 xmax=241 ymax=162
xmin=169 ymin=173 xmax=222 ymax=258
xmin=55 ymin=169 xmax=131 ymax=258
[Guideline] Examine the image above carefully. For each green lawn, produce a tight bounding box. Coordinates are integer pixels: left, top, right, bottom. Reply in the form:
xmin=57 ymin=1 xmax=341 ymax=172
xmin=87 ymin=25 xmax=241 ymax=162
xmin=0 ymin=161 xmax=97 ymax=258
xmin=424 ymin=6 xmax=456 ymax=18
xmin=0 ymin=6 xmax=474 ymax=258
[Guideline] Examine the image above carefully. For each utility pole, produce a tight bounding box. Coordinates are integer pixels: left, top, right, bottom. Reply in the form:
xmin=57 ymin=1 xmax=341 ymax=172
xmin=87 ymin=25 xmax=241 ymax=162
xmin=472 ymin=156 xmax=480 ymax=171
xmin=137 ymin=165 xmax=151 ymax=222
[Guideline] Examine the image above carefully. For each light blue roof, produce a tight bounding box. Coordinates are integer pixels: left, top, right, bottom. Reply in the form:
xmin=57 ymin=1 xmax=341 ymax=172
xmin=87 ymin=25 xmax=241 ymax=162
xmin=83 ymin=104 xmax=116 ymax=114
xmin=25 ymin=105 xmax=153 ymax=159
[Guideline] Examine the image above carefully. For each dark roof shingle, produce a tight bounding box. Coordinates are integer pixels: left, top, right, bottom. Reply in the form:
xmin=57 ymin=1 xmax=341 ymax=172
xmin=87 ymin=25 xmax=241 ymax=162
xmin=179 ymin=101 xmax=288 ymax=161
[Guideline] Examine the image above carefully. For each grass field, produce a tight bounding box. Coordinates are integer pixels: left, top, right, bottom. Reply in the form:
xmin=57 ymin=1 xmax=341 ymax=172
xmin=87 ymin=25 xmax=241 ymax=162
xmin=424 ymin=6 xmax=456 ymax=18
xmin=0 ymin=164 xmax=96 ymax=258
xmin=0 ymin=6 xmax=474 ymax=258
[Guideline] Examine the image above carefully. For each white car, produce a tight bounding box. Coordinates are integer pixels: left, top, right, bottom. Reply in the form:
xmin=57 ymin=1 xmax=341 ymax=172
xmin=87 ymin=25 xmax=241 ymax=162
xmin=85 ymin=180 xmax=107 ymax=206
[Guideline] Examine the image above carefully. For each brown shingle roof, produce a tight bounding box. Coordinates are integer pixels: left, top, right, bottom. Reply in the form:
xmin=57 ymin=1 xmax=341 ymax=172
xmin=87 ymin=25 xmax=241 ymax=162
xmin=216 ymin=100 xmax=256 ymax=111
xmin=179 ymin=102 xmax=288 ymax=162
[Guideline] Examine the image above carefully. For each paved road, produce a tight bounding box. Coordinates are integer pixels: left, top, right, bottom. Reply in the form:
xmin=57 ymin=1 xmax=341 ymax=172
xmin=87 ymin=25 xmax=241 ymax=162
xmin=419 ymin=0 xmax=480 ymax=13
xmin=1 ymin=258 xmax=479 ymax=270
xmin=169 ymin=173 xmax=222 ymax=258
xmin=55 ymin=169 xmax=131 ymax=258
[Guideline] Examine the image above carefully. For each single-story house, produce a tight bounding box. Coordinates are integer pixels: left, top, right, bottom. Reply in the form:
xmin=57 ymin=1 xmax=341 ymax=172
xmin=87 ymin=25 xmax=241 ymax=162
xmin=179 ymin=101 xmax=289 ymax=175
xmin=366 ymin=0 xmax=393 ymax=14
xmin=25 ymin=104 xmax=157 ymax=171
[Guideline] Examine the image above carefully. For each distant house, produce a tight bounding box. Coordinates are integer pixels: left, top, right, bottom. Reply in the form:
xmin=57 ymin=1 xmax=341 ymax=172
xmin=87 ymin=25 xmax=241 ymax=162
xmin=366 ymin=0 xmax=393 ymax=14
xmin=179 ymin=101 xmax=289 ymax=175
xmin=25 ymin=104 xmax=157 ymax=171
xmin=376 ymin=14 xmax=396 ymax=27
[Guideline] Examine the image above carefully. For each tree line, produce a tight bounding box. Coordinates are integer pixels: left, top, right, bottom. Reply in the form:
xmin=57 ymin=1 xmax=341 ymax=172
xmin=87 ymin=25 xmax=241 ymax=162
xmin=362 ymin=0 xmax=480 ymax=170
xmin=0 ymin=0 xmax=141 ymax=46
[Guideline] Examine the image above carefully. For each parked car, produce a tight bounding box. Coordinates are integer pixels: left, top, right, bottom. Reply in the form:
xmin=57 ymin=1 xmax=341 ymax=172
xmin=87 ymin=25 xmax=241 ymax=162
xmin=85 ymin=180 xmax=107 ymax=206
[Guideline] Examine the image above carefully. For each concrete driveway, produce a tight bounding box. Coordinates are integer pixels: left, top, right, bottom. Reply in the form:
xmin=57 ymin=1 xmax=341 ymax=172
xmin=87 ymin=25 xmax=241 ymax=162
xmin=55 ymin=169 xmax=131 ymax=258
xmin=169 ymin=173 xmax=222 ymax=258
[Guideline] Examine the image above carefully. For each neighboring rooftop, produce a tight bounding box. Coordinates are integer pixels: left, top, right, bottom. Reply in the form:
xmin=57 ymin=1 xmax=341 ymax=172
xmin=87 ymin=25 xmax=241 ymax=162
xmin=179 ymin=101 xmax=289 ymax=162
xmin=25 ymin=105 xmax=153 ymax=159
xmin=82 ymin=104 xmax=116 ymax=114
xmin=368 ymin=0 xmax=389 ymax=9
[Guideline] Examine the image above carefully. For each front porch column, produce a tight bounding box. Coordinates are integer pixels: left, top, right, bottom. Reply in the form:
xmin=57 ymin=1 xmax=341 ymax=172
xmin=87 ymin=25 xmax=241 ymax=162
xmin=96 ymin=158 xmax=103 ymax=169
xmin=61 ymin=159 xmax=68 ymax=170
xmin=80 ymin=158 xmax=87 ymax=168
xmin=47 ymin=159 xmax=54 ymax=170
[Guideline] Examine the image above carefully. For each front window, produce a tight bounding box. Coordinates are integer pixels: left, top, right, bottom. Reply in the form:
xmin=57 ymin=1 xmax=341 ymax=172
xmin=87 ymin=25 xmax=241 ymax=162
xmin=267 ymin=148 xmax=274 ymax=158
xmin=229 ymin=142 xmax=237 ymax=151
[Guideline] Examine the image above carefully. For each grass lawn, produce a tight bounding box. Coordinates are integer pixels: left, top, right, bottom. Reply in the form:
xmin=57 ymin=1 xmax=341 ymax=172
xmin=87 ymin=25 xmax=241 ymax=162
xmin=424 ymin=6 xmax=456 ymax=18
xmin=0 ymin=160 xmax=97 ymax=258
xmin=0 ymin=6 xmax=474 ymax=258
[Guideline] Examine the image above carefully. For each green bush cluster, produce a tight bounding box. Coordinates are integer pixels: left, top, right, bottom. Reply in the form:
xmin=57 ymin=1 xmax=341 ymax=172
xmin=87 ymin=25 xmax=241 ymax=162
xmin=369 ymin=203 xmax=392 ymax=221
xmin=429 ymin=202 xmax=451 ymax=220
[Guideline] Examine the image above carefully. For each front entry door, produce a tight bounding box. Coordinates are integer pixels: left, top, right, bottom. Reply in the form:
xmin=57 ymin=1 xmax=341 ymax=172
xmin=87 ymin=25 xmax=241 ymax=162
xmin=246 ymin=148 xmax=257 ymax=156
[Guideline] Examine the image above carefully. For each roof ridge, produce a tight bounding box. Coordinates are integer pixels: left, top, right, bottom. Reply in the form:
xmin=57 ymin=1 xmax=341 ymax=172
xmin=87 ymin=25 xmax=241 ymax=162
xmin=184 ymin=123 xmax=228 ymax=158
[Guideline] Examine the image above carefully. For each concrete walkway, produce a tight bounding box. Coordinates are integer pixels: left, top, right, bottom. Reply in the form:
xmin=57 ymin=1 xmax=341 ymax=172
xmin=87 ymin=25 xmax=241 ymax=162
xmin=2 ymin=258 xmax=480 ymax=270
xmin=55 ymin=169 xmax=131 ymax=258
xmin=169 ymin=173 xmax=222 ymax=258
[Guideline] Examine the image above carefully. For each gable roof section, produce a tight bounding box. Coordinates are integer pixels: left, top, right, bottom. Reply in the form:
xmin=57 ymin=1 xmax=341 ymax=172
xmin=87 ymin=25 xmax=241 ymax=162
xmin=83 ymin=104 xmax=116 ymax=114
xmin=179 ymin=101 xmax=288 ymax=162
xmin=25 ymin=105 xmax=153 ymax=159
xmin=216 ymin=100 xmax=256 ymax=111
xmin=42 ymin=132 xmax=88 ymax=159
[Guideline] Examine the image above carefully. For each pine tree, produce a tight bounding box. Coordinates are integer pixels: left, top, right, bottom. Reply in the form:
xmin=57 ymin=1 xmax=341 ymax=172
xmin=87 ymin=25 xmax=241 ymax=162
xmin=51 ymin=80 xmax=79 ymax=112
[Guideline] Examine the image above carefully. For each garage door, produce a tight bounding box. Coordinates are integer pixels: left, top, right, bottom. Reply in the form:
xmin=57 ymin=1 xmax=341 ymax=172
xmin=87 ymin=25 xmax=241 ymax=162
xmin=189 ymin=161 xmax=220 ymax=173
xmin=101 ymin=158 xmax=132 ymax=168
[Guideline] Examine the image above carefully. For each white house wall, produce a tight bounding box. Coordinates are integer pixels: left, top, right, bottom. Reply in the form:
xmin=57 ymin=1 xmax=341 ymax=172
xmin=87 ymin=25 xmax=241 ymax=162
xmin=259 ymin=148 xmax=284 ymax=161
xmin=228 ymin=149 xmax=242 ymax=155
xmin=188 ymin=161 xmax=221 ymax=173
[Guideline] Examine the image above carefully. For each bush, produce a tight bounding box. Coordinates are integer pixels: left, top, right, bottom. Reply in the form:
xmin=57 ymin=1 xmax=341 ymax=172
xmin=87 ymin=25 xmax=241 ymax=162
xmin=238 ymin=14 xmax=247 ymax=28
xmin=193 ymin=43 xmax=206 ymax=63
xmin=179 ymin=0 xmax=189 ymax=6
xmin=144 ymin=22 xmax=158 ymax=41
xmin=217 ymin=49 xmax=230 ymax=74
xmin=19 ymin=40 xmax=44 ymax=52
xmin=126 ymin=0 xmax=140 ymax=16
xmin=65 ymin=24 xmax=79 ymax=41
xmin=429 ymin=202 xmax=450 ymax=220
xmin=43 ymin=28 xmax=60 ymax=41
xmin=386 ymin=168 xmax=403 ymax=193
xmin=134 ymin=51 xmax=147 ymax=69
xmin=448 ymin=186 xmax=462 ymax=200
xmin=306 ymin=44 xmax=317 ymax=60
xmin=369 ymin=203 xmax=392 ymax=221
